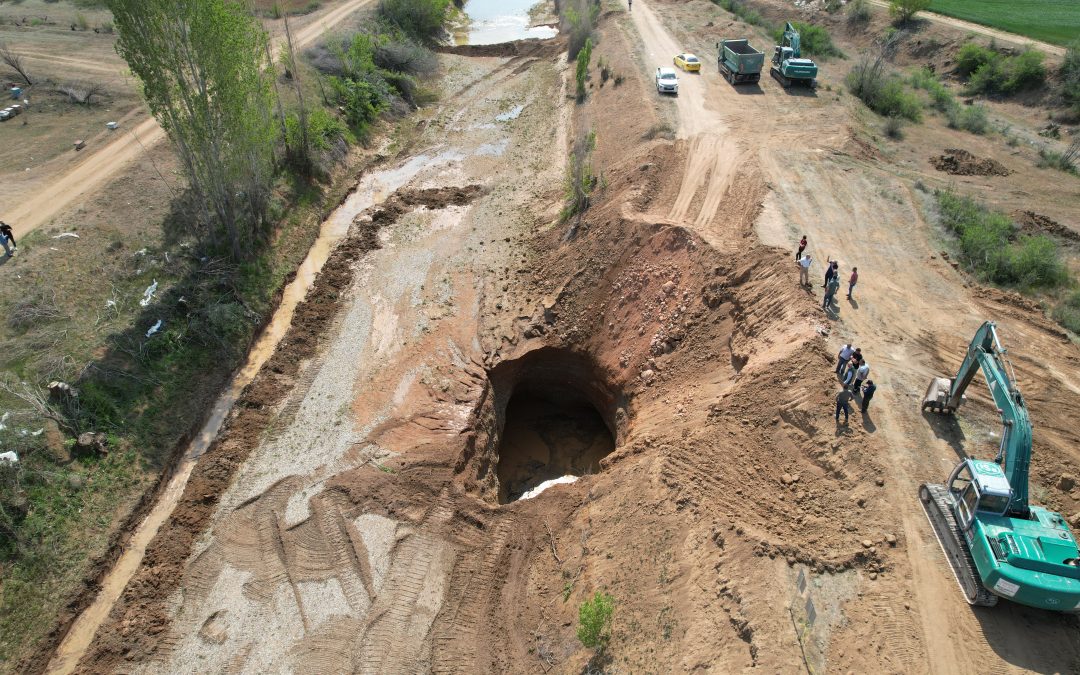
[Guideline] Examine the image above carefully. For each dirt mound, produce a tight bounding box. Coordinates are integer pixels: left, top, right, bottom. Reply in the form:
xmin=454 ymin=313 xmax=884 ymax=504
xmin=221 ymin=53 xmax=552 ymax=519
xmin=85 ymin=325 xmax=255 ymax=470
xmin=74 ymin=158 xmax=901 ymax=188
xmin=436 ymin=38 xmax=564 ymax=59
xmin=1013 ymin=210 xmax=1080 ymax=243
xmin=930 ymin=148 xmax=1011 ymax=176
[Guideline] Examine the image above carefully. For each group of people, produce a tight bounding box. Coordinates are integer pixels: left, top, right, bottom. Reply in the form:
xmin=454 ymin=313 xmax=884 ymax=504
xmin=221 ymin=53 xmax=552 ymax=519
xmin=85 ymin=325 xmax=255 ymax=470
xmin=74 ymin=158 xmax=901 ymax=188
xmin=833 ymin=343 xmax=875 ymax=424
xmin=795 ymin=236 xmax=857 ymax=311
xmin=0 ymin=221 xmax=15 ymax=257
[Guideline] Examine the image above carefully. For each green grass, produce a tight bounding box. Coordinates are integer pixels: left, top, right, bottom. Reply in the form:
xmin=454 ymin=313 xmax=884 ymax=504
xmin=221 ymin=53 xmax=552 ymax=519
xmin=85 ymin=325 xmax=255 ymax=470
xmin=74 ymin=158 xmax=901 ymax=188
xmin=927 ymin=0 xmax=1080 ymax=47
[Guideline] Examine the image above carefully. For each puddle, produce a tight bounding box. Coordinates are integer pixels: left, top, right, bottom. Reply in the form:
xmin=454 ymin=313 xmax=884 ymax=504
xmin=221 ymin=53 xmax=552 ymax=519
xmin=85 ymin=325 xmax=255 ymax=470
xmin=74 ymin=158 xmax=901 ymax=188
xmin=496 ymin=104 xmax=525 ymax=122
xmin=43 ymin=151 xmax=464 ymax=675
xmin=455 ymin=0 xmax=558 ymax=45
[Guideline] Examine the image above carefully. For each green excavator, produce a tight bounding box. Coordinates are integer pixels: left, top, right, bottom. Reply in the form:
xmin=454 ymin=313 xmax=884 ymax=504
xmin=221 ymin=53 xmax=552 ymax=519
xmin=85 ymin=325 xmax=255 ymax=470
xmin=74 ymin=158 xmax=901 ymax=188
xmin=921 ymin=321 xmax=1080 ymax=611
xmin=770 ymin=22 xmax=818 ymax=88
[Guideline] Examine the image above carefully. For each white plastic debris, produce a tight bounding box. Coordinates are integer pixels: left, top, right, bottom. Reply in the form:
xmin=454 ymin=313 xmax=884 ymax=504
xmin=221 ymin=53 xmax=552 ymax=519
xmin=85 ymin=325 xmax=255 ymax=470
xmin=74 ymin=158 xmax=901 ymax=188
xmin=105 ymin=299 xmax=117 ymax=308
xmin=106 ymin=121 xmax=118 ymax=130
xmin=146 ymin=319 xmax=163 ymax=337
xmin=30 ymin=428 xmax=43 ymax=436
xmin=519 ymin=475 xmax=579 ymax=500
xmin=52 ymin=232 xmax=79 ymax=239
xmin=139 ymin=279 xmax=158 ymax=307
xmin=134 ymin=248 xmax=148 ymax=256
xmin=0 ymin=411 xmax=8 ymax=431
xmin=0 ymin=451 xmax=17 ymax=465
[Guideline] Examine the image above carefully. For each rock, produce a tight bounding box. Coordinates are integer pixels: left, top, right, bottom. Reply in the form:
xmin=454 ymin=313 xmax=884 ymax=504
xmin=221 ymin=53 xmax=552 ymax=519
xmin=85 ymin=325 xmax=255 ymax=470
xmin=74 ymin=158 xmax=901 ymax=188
xmin=885 ymin=533 xmax=897 ymax=546
xmin=640 ymin=369 xmax=655 ymax=384
xmin=1058 ymin=474 xmax=1076 ymax=492
xmin=787 ymin=555 xmax=797 ymax=566
xmin=781 ymin=473 xmax=795 ymax=486
xmin=875 ymin=477 xmax=885 ymax=487
xmin=74 ymin=431 xmax=108 ymax=457
xmin=662 ymin=281 xmax=676 ymax=295
xmin=1070 ymin=513 xmax=1080 ymax=528
xmin=869 ymin=572 xmax=878 ymax=580
xmin=862 ymin=539 xmax=873 ymax=549
xmin=856 ymin=497 xmax=866 ymax=507
xmin=68 ymin=475 xmax=86 ymax=490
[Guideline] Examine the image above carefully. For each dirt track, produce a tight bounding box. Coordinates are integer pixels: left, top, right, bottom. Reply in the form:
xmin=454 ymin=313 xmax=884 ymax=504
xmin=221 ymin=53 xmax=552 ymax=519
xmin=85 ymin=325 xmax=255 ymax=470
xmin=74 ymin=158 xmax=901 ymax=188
xmin=6 ymin=0 xmax=376 ymax=238
xmin=45 ymin=0 xmax=1080 ymax=673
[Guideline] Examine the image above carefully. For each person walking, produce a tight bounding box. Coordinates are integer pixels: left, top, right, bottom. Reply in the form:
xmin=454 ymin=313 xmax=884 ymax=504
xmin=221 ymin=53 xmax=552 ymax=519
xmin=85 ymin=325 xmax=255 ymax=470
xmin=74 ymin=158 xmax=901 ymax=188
xmin=847 ymin=267 xmax=858 ymax=299
xmin=795 ymin=235 xmax=807 ymax=261
xmin=853 ymin=362 xmax=870 ymax=391
xmin=798 ymin=254 xmax=812 ymax=287
xmin=836 ymin=344 xmax=855 ymax=374
xmin=0 ymin=221 xmax=14 ymax=257
xmin=861 ymin=380 xmax=876 ymax=413
xmin=835 ymin=387 xmax=853 ymax=425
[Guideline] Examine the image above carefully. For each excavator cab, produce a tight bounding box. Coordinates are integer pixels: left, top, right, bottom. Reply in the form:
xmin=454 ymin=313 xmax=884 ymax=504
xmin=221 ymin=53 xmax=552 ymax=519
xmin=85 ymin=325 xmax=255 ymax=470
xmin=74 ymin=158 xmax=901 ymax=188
xmin=948 ymin=460 xmax=1012 ymax=530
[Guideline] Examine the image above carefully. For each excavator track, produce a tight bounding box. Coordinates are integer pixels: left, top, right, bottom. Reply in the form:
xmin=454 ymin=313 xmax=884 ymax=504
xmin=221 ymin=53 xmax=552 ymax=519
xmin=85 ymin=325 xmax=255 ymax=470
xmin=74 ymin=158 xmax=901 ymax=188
xmin=919 ymin=484 xmax=999 ymax=607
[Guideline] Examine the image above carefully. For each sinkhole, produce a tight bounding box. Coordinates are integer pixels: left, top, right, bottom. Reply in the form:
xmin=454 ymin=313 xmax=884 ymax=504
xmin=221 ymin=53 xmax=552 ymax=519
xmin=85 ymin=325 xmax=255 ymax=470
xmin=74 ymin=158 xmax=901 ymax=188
xmin=482 ymin=348 xmax=623 ymax=504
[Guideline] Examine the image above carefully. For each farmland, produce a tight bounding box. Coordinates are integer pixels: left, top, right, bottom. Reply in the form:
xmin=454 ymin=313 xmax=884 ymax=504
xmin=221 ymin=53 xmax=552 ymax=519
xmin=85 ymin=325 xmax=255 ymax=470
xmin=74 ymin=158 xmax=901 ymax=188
xmin=928 ymin=0 xmax=1080 ymax=47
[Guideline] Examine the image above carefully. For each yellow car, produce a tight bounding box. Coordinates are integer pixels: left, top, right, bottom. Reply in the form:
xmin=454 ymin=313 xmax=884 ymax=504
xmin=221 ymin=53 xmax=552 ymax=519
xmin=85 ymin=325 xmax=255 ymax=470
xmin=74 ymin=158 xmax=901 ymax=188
xmin=674 ymin=53 xmax=701 ymax=72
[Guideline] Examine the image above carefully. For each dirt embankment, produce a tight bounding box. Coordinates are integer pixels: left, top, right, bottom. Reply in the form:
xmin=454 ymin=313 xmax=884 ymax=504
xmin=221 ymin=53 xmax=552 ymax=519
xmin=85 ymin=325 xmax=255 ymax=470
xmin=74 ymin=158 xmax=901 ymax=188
xmin=931 ymin=148 xmax=1012 ymax=176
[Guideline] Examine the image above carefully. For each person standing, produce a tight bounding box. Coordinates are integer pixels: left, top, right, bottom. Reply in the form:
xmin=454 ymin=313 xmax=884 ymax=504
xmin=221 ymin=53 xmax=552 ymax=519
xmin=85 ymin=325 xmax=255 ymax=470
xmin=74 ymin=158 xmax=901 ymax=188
xmin=847 ymin=267 xmax=858 ymax=299
xmin=0 ymin=221 xmax=14 ymax=257
xmin=823 ymin=259 xmax=838 ymax=288
xmin=823 ymin=274 xmax=840 ymax=309
xmin=853 ymin=362 xmax=870 ymax=391
xmin=836 ymin=344 xmax=855 ymax=374
xmin=796 ymin=235 xmax=807 ymax=261
xmin=798 ymin=254 xmax=812 ymax=287
xmin=861 ymin=380 xmax=876 ymax=413
xmin=836 ymin=387 xmax=853 ymax=425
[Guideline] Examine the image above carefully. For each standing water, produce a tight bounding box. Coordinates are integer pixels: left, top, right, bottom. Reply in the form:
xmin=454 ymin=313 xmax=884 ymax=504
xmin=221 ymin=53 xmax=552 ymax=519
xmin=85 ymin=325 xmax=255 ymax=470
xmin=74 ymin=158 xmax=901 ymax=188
xmin=455 ymin=0 xmax=557 ymax=45
xmin=44 ymin=154 xmax=454 ymax=674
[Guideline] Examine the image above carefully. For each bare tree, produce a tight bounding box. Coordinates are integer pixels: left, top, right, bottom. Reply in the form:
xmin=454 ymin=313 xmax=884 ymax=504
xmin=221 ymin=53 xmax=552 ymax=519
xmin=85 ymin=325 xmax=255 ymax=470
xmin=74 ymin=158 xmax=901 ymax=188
xmin=57 ymin=80 xmax=105 ymax=105
xmin=0 ymin=42 xmax=33 ymax=86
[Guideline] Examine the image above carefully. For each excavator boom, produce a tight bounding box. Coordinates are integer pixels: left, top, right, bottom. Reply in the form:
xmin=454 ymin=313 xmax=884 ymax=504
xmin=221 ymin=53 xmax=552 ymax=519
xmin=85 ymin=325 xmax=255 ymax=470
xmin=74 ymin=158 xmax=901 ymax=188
xmin=920 ymin=321 xmax=1080 ymax=612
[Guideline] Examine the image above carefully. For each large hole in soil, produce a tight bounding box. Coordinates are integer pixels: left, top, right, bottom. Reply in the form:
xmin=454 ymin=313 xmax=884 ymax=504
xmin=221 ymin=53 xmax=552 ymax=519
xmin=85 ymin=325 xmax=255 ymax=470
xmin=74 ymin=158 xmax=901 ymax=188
xmin=485 ymin=348 xmax=621 ymax=504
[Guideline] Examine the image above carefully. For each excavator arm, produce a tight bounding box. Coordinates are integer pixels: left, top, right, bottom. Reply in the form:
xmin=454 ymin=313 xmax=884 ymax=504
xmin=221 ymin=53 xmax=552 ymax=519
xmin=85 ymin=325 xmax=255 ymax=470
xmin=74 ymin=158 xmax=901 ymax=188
xmin=923 ymin=321 xmax=1031 ymax=516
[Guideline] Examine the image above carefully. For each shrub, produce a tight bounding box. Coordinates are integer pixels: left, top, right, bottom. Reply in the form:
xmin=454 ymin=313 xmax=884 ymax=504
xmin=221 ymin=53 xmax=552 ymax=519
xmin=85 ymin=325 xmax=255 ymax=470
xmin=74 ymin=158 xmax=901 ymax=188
xmin=1053 ymin=289 xmax=1080 ymax=335
xmin=286 ymin=108 xmax=349 ymax=152
xmin=1063 ymin=41 xmax=1080 ymax=114
xmin=888 ymin=0 xmax=929 ymax=24
xmin=575 ymin=37 xmax=593 ymax=102
xmin=577 ymin=591 xmax=615 ymax=651
xmin=74 ymin=12 xmax=89 ymax=30
xmin=883 ymin=115 xmax=904 ymax=139
xmin=935 ymin=190 xmax=1068 ymax=288
xmin=910 ymin=66 xmax=954 ymax=111
xmin=771 ymin=22 xmax=843 ymax=59
xmin=847 ymin=0 xmax=871 ymax=23
xmin=848 ymin=66 xmax=922 ymax=121
xmin=711 ymin=0 xmax=764 ymax=28
xmin=328 ymin=75 xmax=387 ymax=130
xmin=946 ymin=103 xmax=988 ymax=134
xmin=956 ymin=42 xmax=995 ymax=77
xmin=1004 ymin=49 xmax=1046 ymax=91
xmin=377 ymin=0 xmax=451 ymax=41
xmin=374 ymin=34 xmax=437 ymax=76
xmin=1037 ymin=139 xmax=1079 ymax=174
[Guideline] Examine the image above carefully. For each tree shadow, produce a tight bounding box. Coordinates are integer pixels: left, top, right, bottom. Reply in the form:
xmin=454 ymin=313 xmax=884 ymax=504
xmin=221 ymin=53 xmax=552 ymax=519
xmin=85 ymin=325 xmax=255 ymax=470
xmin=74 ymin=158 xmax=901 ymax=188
xmin=922 ymin=410 xmax=968 ymax=460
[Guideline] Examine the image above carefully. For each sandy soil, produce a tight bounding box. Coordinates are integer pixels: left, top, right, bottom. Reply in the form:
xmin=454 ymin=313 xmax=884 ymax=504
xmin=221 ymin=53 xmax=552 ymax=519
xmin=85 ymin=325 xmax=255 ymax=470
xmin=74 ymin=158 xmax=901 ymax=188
xmin=45 ymin=0 xmax=1080 ymax=673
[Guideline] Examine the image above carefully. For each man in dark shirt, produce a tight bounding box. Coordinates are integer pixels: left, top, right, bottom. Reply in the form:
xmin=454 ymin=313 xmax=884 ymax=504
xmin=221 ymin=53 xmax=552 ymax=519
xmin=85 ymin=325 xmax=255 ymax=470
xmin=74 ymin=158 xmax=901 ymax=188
xmin=861 ymin=380 xmax=876 ymax=413
xmin=835 ymin=388 xmax=853 ymax=424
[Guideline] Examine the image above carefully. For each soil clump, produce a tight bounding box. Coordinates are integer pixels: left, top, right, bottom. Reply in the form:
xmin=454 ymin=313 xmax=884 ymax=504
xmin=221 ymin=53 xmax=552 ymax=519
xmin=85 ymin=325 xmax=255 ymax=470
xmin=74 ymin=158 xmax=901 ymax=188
xmin=930 ymin=148 xmax=1011 ymax=176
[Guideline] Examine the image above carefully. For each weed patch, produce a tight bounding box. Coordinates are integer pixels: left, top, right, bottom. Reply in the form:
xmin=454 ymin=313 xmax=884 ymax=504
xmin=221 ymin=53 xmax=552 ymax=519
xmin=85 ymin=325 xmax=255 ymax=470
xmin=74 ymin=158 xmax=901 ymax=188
xmin=710 ymin=0 xmax=766 ymax=28
xmin=772 ymin=22 xmax=843 ymax=59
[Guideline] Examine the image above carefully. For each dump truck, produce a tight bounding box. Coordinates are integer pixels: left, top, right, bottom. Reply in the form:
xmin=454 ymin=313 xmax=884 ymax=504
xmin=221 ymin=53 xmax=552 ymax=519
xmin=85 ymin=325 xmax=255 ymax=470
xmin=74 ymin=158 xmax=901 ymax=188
xmin=716 ymin=39 xmax=764 ymax=85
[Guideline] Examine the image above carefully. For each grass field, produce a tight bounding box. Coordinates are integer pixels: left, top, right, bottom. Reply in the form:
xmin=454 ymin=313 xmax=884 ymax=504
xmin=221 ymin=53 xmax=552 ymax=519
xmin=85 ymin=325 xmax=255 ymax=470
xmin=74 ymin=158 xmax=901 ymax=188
xmin=928 ymin=0 xmax=1080 ymax=47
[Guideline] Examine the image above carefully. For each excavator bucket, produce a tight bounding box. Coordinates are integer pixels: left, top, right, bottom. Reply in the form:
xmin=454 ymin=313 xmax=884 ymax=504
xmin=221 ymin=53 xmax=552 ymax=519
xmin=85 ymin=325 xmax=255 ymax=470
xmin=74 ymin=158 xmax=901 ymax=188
xmin=922 ymin=377 xmax=956 ymax=413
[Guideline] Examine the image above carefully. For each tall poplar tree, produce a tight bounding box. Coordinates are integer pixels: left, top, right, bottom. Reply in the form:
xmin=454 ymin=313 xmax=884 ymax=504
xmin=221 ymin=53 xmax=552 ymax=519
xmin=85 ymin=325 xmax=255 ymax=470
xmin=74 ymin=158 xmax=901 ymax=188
xmin=109 ymin=0 xmax=278 ymax=259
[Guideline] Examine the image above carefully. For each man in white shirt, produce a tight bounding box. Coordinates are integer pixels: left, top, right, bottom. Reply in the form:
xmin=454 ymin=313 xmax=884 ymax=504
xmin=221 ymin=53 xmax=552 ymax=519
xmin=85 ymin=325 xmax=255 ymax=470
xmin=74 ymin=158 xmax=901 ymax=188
xmin=836 ymin=344 xmax=855 ymax=375
xmin=798 ymin=254 xmax=812 ymax=287
xmin=853 ymin=362 xmax=870 ymax=391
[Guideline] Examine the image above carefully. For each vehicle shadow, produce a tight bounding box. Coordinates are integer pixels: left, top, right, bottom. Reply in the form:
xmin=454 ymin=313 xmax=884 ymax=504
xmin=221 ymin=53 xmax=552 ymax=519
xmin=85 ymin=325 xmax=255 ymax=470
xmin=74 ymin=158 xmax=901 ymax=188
xmin=783 ymin=86 xmax=819 ymax=99
xmin=731 ymin=82 xmax=765 ymax=95
xmin=921 ymin=409 xmax=967 ymax=460
xmin=970 ymin=601 xmax=1080 ymax=672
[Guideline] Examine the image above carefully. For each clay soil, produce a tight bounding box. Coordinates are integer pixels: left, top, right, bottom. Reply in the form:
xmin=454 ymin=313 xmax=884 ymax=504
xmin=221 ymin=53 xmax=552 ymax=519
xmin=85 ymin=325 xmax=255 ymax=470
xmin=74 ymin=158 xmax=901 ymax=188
xmin=931 ymin=148 xmax=1012 ymax=176
xmin=42 ymin=0 xmax=1080 ymax=673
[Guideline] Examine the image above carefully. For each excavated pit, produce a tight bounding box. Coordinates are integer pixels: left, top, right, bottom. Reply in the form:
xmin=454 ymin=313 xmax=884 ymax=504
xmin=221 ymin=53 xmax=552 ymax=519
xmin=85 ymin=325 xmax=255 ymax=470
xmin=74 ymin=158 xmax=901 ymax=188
xmin=468 ymin=348 xmax=624 ymax=504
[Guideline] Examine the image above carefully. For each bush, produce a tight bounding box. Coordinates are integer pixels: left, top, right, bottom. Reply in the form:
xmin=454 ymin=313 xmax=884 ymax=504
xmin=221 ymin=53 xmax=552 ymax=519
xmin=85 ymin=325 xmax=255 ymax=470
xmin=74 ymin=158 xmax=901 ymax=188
xmin=847 ymin=0 xmax=872 ymax=23
xmin=328 ymin=75 xmax=387 ymax=130
xmin=1063 ymin=41 xmax=1080 ymax=114
xmin=935 ymin=190 xmax=1068 ymax=288
xmin=1037 ymin=140 xmax=1079 ymax=174
xmin=577 ymin=591 xmax=615 ymax=651
xmin=883 ymin=115 xmax=904 ymax=139
xmin=377 ymin=0 xmax=451 ymax=41
xmin=374 ymin=34 xmax=437 ymax=76
xmin=888 ymin=0 xmax=929 ymax=23
xmin=575 ymin=37 xmax=593 ymax=102
xmin=848 ymin=65 xmax=922 ymax=121
xmin=771 ymin=22 xmax=843 ymax=59
xmin=711 ymin=0 xmax=765 ymax=28
xmin=286 ymin=108 xmax=350 ymax=152
xmin=945 ymin=102 xmax=988 ymax=134
xmin=1053 ymin=289 xmax=1080 ymax=335
xmin=74 ymin=11 xmax=89 ymax=30
xmin=910 ymin=66 xmax=954 ymax=111
xmin=956 ymin=42 xmax=995 ymax=77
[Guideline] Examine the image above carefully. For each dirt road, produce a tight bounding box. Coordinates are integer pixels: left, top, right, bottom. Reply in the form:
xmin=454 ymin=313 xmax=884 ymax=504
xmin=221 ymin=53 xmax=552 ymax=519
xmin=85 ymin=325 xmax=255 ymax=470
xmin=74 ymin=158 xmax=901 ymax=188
xmin=866 ymin=0 xmax=1065 ymax=57
xmin=6 ymin=0 xmax=375 ymax=238
xmin=633 ymin=0 xmax=1080 ymax=671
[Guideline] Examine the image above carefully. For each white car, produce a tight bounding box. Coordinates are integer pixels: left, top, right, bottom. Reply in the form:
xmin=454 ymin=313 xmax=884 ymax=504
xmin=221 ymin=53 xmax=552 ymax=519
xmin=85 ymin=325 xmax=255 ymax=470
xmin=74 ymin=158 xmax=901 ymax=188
xmin=655 ymin=67 xmax=679 ymax=95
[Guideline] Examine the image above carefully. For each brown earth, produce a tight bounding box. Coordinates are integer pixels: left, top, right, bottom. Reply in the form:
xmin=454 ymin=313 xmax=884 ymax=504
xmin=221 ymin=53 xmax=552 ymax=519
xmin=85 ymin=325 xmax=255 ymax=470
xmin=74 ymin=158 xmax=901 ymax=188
xmin=38 ymin=0 xmax=1080 ymax=674
xmin=931 ymin=148 xmax=1013 ymax=176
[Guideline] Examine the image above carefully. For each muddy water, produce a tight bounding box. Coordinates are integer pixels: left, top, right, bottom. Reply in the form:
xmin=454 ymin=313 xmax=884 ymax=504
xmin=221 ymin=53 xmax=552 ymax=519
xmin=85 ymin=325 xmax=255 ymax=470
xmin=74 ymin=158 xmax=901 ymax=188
xmin=43 ymin=156 xmax=454 ymax=675
xmin=455 ymin=0 xmax=557 ymax=45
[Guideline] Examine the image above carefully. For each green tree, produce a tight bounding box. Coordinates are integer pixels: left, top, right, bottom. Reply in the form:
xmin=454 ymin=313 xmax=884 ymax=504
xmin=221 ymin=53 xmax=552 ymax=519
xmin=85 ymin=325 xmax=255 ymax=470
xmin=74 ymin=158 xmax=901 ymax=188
xmin=108 ymin=0 xmax=278 ymax=260
xmin=889 ymin=0 xmax=930 ymax=24
xmin=577 ymin=590 xmax=615 ymax=651
xmin=378 ymin=0 xmax=451 ymax=42
xmin=575 ymin=37 xmax=593 ymax=102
